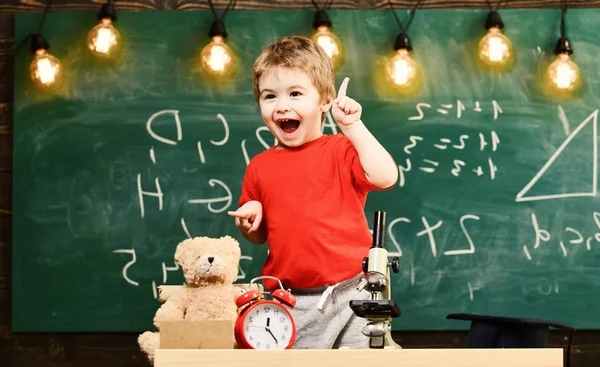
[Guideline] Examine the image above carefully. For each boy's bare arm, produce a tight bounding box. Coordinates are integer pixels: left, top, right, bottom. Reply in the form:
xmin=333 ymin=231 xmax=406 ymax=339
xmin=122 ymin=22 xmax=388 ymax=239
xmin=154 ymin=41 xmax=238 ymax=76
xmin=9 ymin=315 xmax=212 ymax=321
xmin=331 ymin=78 xmax=398 ymax=189
xmin=228 ymin=200 xmax=267 ymax=244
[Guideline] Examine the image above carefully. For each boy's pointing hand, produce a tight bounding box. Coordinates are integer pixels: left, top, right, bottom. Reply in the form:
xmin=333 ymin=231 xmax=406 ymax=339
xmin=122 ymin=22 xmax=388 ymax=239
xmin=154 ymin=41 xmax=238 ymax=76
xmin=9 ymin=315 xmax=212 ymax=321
xmin=332 ymin=77 xmax=362 ymax=126
xmin=227 ymin=200 xmax=263 ymax=233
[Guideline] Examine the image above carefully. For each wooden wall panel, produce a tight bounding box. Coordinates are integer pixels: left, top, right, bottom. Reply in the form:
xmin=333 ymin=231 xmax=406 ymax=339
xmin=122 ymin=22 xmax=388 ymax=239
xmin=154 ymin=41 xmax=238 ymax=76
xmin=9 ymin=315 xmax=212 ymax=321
xmin=0 ymin=2 xmax=599 ymax=366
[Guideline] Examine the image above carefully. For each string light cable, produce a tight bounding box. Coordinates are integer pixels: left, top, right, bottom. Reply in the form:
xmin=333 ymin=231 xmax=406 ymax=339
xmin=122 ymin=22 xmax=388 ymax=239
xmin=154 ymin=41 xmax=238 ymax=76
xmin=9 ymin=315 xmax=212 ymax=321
xmin=385 ymin=0 xmax=425 ymax=89
xmin=310 ymin=0 xmax=343 ymax=69
xmin=200 ymin=0 xmax=237 ymax=78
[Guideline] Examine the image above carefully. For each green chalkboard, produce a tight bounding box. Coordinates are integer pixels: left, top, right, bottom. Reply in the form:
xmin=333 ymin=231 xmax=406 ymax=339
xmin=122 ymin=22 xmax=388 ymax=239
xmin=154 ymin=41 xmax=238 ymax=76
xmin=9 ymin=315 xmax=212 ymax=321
xmin=13 ymin=9 xmax=600 ymax=332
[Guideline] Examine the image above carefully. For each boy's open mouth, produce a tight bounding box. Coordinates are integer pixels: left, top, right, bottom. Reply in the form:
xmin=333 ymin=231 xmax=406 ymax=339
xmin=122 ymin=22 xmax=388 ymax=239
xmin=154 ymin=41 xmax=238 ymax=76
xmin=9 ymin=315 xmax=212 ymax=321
xmin=279 ymin=119 xmax=300 ymax=134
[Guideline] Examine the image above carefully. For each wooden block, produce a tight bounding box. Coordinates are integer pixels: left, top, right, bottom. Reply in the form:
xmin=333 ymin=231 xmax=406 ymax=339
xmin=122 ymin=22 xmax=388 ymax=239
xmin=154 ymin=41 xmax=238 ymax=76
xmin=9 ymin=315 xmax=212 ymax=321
xmin=154 ymin=348 xmax=564 ymax=367
xmin=160 ymin=320 xmax=235 ymax=349
xmin=158 ymin=283 xmax=263 ymax=302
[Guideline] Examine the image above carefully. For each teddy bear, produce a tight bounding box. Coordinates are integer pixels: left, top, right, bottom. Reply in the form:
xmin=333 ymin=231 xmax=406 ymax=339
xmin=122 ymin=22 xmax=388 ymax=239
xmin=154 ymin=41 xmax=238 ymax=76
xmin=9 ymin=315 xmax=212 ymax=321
xmin=138 ymin=235 xmax=242 ymax=363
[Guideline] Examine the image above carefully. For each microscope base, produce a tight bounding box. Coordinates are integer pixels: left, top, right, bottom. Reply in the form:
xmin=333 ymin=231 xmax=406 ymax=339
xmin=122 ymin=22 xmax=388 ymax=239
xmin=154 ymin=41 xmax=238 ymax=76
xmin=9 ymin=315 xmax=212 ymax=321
xmin=358 ymin=331 xmax=401 ymax=349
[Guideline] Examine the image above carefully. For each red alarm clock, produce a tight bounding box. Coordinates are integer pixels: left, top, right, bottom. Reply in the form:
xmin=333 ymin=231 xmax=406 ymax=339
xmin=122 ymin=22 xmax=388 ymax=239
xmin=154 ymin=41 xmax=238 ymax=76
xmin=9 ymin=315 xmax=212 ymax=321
xmin=235 ymin=276 xmax=296 ymax=350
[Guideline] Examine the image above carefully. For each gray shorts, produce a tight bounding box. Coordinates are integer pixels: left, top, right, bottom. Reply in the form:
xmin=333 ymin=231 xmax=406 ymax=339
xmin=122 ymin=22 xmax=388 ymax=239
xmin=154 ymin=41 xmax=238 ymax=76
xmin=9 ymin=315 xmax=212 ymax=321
xmin=287 ymin=273 xmax=371 ymax=349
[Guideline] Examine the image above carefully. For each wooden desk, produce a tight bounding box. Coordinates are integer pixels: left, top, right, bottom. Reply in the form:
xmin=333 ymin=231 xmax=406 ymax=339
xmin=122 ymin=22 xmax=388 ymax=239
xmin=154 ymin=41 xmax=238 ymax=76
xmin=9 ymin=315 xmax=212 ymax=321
xmin=154 ymin=348 xmax=564 ymax=367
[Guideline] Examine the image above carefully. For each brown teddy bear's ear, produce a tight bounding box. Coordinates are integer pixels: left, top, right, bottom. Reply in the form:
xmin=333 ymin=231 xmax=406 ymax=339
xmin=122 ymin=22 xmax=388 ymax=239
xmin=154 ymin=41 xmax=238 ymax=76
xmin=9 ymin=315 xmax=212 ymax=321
xmin=174 ymin=238 xmax=193 ymax=265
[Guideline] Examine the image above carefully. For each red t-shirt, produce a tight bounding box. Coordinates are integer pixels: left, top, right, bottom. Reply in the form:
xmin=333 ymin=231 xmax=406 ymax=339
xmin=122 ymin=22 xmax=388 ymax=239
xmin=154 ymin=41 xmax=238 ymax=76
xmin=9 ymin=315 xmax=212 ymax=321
xmin=239 ymin=134 xmax=390 ymax=289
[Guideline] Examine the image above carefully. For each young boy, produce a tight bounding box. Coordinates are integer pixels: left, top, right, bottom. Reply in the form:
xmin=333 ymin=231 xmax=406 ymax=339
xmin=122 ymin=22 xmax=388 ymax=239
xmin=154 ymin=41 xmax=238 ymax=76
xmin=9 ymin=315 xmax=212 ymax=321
xmin=228 ymin=36 xmax=398 ymax=349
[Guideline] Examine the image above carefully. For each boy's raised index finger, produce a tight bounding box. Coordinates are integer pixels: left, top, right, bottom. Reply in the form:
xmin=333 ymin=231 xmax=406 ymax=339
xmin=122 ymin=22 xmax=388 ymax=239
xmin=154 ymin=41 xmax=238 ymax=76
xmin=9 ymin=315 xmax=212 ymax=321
xmin=337 ymin=77 xmax=349 ymax=98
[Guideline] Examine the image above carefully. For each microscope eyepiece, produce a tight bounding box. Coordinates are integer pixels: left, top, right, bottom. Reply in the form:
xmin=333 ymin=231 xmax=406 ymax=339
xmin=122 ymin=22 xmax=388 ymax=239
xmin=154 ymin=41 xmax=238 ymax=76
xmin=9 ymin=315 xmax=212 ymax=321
xmin=371 ymin=211 xmax=386 ymax=249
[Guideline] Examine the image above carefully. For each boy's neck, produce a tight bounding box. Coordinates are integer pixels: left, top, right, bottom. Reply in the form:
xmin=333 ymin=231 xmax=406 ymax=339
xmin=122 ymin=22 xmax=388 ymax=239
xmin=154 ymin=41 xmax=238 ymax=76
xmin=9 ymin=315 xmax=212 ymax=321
xmin=275 ymin=132 xmax=325 ymax=150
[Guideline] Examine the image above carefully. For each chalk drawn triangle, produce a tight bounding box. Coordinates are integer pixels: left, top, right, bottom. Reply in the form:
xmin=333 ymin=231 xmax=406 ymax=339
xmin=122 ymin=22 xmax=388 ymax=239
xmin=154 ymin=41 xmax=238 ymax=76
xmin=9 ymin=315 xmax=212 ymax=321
xmin=516 ymin=110 xmax=598 ymax=202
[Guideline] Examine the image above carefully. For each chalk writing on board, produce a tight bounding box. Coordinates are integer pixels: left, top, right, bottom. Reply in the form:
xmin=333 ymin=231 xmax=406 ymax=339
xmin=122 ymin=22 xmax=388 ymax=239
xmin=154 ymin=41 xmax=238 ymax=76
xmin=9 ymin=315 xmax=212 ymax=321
xmin=398 ymin=132 xmax=500 ymax=187
xmin=137 ymin=175 xmax=163 ymax=218
xmin=187 ymin=179 xmax=232 ymax=213
xmin=146 ymin=110 xmax=182 ymax=145
xmin=386 ymin=214 xmax=480 ymax=258
xmin=522 ymin=211 xmax=600 ymax=260
xmin=113 ymin=249 xmax=139 ymax=286
xmin=408 ymin=100 xmax=503 ymax=121
xmin=516 ymin=109 xmax=599 ymax=202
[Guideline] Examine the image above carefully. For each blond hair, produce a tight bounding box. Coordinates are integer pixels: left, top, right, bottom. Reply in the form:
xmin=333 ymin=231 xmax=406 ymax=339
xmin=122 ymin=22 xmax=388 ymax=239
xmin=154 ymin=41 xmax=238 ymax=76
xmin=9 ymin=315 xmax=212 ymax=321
xmin=252 ymin=36 xmax=335 ymax=107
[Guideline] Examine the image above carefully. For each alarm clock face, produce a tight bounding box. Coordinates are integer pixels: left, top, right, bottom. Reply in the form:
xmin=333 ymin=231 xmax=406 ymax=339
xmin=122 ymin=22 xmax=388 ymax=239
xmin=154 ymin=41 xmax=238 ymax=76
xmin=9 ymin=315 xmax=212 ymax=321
xmin=242 ymin=302 xmax=295 ymax=349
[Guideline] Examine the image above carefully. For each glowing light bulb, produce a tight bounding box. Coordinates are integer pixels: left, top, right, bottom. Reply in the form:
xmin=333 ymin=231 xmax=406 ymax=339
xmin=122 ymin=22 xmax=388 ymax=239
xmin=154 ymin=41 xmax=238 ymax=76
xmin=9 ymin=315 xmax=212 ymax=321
xmin=477 ymin=11 xmax=512 ymax=69
xmin=547 ymin=53 xmax=581 ymax=92
xmin=478 ymin=27 xmax=512 ymax=67
xmin=200 ymin=36 xmax=236 ymax=77
xmin=88 ymin=18 xmax=121 ymax=58
xmin=387 ymin=49 xmax=418 ymax=87
xmin=29 ymin=49 xmax=62 ymax=88
xmin=311 ymin=26 xmax=343 ymax=67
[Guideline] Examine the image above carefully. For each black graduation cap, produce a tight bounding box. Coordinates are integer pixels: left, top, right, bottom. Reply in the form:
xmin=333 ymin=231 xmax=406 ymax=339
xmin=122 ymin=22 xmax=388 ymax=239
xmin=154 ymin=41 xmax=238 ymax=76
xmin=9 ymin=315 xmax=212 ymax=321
xmin=447 ymin=313 xmax=575 ymax=367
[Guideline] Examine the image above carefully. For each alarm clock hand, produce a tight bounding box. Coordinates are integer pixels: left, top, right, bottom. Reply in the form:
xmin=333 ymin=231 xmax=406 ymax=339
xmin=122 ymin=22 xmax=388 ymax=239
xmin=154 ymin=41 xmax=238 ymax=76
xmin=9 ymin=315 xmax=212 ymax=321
xmin=265 ymin=318 xmax=279 ymax=344
xmin=266 ymin=328 xmax=279 ymax=344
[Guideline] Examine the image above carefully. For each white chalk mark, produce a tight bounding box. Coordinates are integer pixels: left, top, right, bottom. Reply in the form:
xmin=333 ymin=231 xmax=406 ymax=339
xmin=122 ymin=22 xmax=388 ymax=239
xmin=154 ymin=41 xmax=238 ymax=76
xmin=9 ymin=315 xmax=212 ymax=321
xmin=388 ymin=217 xmax=411 ymax=256
xmin=456 ymin=100 xmax=465 ymax=118
xmin=452 ymin=135 xmax=469 ymax=149
xmin=162 ymin=261 xmax=180 ymax=283
xmin=403 ymin=136 xmax=423 ymax=155
xmin=436 ymin=109 xmax=449 ymax=115
xmin=491 ymin=131 xmax=500 ymax=151
xmin=468 ymin=282 xmax=474 ymax=301
xmin=559 ymin=241 xmax=568 ymax=257
xmin=398 ymin=158 xmax=412 ymax=187
xmin=410 ymin=260 xmax=415 ymax=285
xmin=473 ymin=166 xmax=484 ymax=176
xmin=149 ymin=147 xmax=156 ymax=164
xmin=152 ymin=281 xmax=158 ymax=299
xmin=586 ymin=237 xmax=593 ymax=251
xmin=516 ymin=110 xmax=598 ymax=202
xmin=197 ymin=141 xmax=206 ymax=163
xmin=488 ymin=158 xmax=497 ymax=180
xmin=419 ymin=159 xmax=439 ymax=173
xmin=256 ymin=126 xmax=276 ymax=150
xmin=492 ymin=100 xmax=503 ymax=120
xmin=451 ymin=160 xmax=465 ymax=177
xmin=474 ymin=101 xmax=482 ymax=112
xmin=323 ymin=111 xmax=339 ymax=134
xmin=211 ymin=114 xmax=229 ymax=146
xmin=555 ymin=281 xmax=559 ymax=294
xmin=434 ymin=138 xmax=451 ymax=150
xmin=146 ymin=110 xmax=182 ymax=145
xmin=444 ymin=215 xmax=479 ymax=256
xmin=113 ymin=249 xmax=140 ymax=286
xmin=409 ymin=103 xmax=431 ymax=121
xmin=565 ymin=227 xmax=583 ymax=244
xmin=137 ymin=174 xmax=164 ymax=218
xmin=416 ymin=217 xmax=443 ymax=257
xmin=241 ymin=139 xmax=251 ymax=166
xmin=558 ymin=105 xmax=570 ymax=136
xmin=187 ymin=179 xmax=232 ymax=213
xmin=181 ymin=218 xmax=192 ymax=239
xmin=237 ymin=255 xmax=253 ymax=280
xmin=479 ymin=133 xmax=488 ymax=151
xmin=523 ymin=245 xmax=532 ymax=261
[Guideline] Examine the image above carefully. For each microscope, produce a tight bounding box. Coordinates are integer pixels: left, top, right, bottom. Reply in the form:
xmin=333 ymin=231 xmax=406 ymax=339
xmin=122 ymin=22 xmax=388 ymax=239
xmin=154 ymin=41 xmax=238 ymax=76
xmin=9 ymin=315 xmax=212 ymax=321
xmin=350 ymin=211 xmax=401 ymax=349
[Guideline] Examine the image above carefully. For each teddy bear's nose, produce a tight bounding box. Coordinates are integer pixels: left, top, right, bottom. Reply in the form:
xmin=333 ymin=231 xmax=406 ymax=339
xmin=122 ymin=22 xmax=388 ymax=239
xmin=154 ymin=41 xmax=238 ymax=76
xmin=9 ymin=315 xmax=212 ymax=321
xmin=207 ymin=257 xmax=214 ymax=264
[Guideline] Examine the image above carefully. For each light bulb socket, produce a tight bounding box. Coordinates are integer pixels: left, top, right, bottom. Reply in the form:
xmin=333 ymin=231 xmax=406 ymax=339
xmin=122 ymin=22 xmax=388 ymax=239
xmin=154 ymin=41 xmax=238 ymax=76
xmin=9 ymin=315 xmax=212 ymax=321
xmin=394 ymin=33 xmax=412 ymax=52
xmin=30 ymin=33 xmax=49 ymax=54
xmin=484 ymin=11 xmax=504 ymax=30
xmin=98 ymin=2 xmax=117 ymax=22
xmin=313 ymin=10 xmax=332 ymax=30
xmin=554 ymin=36 xmax=573 ymax=55
xmin=208 ymin=19 xmax=228 ymax=39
